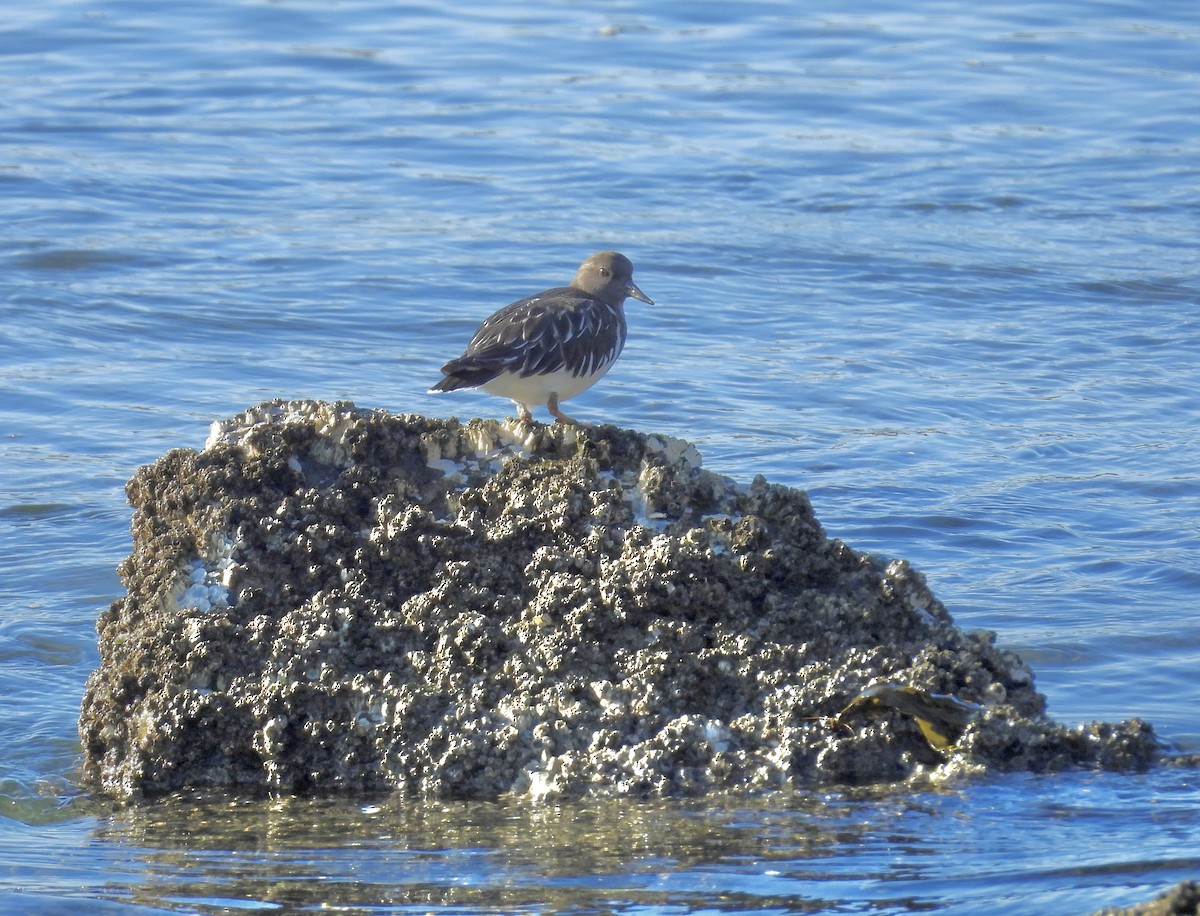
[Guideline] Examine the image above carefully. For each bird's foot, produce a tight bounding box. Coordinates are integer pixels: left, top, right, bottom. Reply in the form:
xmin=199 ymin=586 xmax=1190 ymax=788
xmin=547 ymin=394 xmax=588 ymax=427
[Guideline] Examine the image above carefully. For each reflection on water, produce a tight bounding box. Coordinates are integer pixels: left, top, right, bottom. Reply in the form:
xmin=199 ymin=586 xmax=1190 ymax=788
xmin=93 ymin=789 xmax=914 ymax=912
xmin=79 ymin=773 xmax=1200 ymax=913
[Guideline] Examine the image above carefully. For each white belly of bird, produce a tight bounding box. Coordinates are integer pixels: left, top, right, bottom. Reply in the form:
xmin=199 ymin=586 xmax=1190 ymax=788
xmin=480 ymin=363 xmax=611 ymax=407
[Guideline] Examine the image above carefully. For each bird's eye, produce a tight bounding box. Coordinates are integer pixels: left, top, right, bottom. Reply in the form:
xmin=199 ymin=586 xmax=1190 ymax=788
xmin=599 ymin=267 xmax=610 ymax=277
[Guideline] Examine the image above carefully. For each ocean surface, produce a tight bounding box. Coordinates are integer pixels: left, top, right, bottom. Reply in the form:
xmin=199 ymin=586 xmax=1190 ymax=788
xmin=2 ymin=0 xmax=1199 ymax=912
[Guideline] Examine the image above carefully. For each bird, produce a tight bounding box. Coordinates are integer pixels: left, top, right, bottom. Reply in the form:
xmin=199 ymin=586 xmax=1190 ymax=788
xmin=837 ymin=684 xmax=984 ymax=753
xmin=429 ymin=251 xmax=653 ymax=426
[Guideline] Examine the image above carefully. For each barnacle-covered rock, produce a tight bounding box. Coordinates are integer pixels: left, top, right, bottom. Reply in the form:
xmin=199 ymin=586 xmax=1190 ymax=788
xmin=1094 ymin=880 xmax=1200 ymax=916
xmin=79 ymin=399 xmax=1160 ymax=801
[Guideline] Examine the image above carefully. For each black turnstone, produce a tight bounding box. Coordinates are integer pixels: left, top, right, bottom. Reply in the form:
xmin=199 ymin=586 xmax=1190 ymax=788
xmin=429 ymin=251 xmax=653 ymax=425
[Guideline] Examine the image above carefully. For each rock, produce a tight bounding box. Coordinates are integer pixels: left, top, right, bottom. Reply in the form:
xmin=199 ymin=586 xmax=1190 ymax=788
xmin=1094 ymin=880 xmax=1200 ymax=915
xmin=79 ymin=399 xmax=1161 ymax=801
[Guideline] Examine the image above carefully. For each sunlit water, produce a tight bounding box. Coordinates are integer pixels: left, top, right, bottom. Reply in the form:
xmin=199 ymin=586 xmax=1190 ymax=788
xmin=2 ymin=0 xmax=1199 ymax=912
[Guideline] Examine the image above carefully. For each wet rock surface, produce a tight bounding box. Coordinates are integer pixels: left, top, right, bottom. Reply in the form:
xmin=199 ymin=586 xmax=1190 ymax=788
xmin=80 ymin=399 xmax=1161 ymax=801
xmin=1095 ymin=881 xmax=1200 ymax=916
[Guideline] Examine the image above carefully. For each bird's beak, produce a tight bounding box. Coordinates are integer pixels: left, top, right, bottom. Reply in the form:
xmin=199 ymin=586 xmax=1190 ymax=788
xmin=626 ymin=282 xmax=654 ymax=305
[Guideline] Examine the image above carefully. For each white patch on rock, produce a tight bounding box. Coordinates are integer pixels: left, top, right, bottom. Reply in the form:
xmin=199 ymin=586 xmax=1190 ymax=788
xmin=168 ymin=533 xmax=240 ymax=613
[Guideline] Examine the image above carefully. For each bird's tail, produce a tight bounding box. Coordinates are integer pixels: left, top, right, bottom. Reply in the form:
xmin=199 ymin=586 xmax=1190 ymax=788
xmin=428 ymin=374 xmax=474 ymax=393
xmin=428 ymin=358 xmax=501 ymax=393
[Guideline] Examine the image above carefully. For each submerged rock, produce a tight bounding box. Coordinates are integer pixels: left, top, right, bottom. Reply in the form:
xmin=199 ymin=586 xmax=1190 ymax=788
xmin=79 ymin=399 xmax=1160 ymax=801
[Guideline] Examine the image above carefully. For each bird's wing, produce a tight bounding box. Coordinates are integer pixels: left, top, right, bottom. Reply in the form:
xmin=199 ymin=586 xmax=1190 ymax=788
xmin=445 ymin=291 xmax=625 ymax=380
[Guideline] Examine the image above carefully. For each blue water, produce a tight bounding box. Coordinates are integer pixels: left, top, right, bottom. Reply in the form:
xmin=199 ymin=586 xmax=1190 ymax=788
xmin=3 ymin=0 xmax=1199 ymax=911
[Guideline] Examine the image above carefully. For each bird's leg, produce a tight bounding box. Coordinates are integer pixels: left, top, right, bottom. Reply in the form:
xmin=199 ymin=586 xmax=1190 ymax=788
xmin=547 ymin=393 xmax=588 ymax=427
xmin=513 ymin=401 xmax=534 ymax=425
